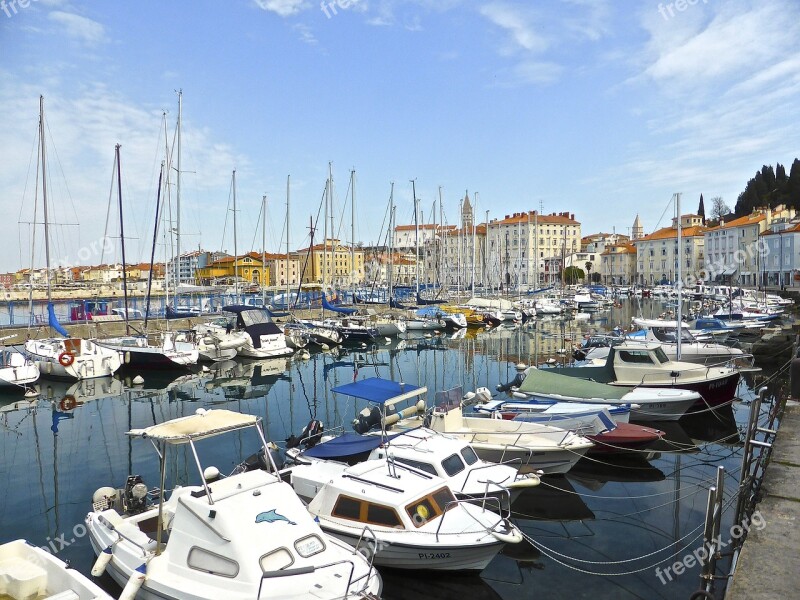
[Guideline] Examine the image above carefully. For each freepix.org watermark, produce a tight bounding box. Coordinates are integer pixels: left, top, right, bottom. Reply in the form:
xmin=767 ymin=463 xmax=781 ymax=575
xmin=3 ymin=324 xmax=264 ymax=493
xmin=655 ymin=510 xmax=766 ymax=584
xmin=1 ymin=0 xmax=39 ymax=19
xmin=657 ymin=0 xmax=711 ymax=21
xmin=320 ymin=0 xmax=358 ymax=19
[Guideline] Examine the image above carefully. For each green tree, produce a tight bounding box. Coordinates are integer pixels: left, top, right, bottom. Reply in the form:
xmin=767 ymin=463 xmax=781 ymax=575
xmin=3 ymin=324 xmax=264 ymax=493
xmin=563 ymin=266 xmax=584 ymax=284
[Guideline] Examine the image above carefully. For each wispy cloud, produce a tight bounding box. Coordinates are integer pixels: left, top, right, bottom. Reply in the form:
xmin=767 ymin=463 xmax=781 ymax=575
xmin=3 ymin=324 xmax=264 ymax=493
xmin=479 ymin=2 xmax=548 ymax=55
xmin=48 ymin=11 xmax=107 ymax=45
xmin=253 ymin=0 xmax=310 ymax=17
xmin=293 ymin=23 xmax=318 ymax=45
xmin=0 ymin=75 xmax=246 ymax=266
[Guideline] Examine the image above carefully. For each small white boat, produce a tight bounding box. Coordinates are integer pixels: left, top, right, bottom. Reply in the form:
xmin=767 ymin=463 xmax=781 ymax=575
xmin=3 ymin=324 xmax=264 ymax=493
xmin=286 ymin=427 xmax=540 ymax=509
xmin=0 ymin=538 xmax=113 ymax=599
xmin=223 ymin=306 xmax=295 ymax=358
xmin=95 ymin=332 xmax=199 ymax=369
xmin=85 ymin=408 xmax=382 ymax=600
xmin=0 ymin=343 xmax=39 ymax=391
xmin=192 ymin=321 xmax=249 ymax=361
xmin=289 ymin=458 xmax=523 ymax=572
xmin=25 ymin=338 xmax=122 ymax=380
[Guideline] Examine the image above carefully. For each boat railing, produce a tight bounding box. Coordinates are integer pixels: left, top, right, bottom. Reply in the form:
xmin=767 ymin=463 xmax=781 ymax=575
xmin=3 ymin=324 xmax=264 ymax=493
xmin=434 ymin=496 xmax=506 ymax=543
xmin=96 ymin=514 xmax=154 ymax=558
xmin=458 ymin=463 xmax=520 ymax=515
xmin=352 ymin=525 xmax=380 ymax=570
xmin=258 ymin=558 xmax=357 ymax=599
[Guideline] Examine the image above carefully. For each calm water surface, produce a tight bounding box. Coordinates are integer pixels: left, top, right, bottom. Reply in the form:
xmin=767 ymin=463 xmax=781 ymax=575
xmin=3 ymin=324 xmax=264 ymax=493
xmin=0 ymin=300 xmax=788 ymax=600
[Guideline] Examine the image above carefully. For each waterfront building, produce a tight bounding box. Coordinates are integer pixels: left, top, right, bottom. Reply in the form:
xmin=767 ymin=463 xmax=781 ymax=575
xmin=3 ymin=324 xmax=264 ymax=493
xmin=704 ymin=205 xmax=795 ymax=287
xmin=600 ymin=243 xmax=637 ymax=285
xmin=486 ymin=211 xmax=581 ymax=289
xmin=295 ymin=238 xmax=365 ymax=287
xmin=634 ymin=214 xmax=707 ymax=285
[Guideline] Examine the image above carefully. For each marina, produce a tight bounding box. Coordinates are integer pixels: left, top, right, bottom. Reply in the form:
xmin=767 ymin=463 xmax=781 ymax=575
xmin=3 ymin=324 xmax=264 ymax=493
xmin=0 ymin=298 xmax=795 ymax=599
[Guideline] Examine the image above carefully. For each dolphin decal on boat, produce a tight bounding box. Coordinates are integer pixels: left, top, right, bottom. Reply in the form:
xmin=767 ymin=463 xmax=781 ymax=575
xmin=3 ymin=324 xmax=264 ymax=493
xmin=255 ymin=509 xmax=296 ymax=525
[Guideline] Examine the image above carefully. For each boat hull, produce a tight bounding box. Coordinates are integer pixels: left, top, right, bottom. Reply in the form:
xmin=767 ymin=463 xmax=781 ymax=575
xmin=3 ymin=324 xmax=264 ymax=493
xmin=467 ymin=443 xmax=588 ymax=475
xmin=324 ymin=528 xmax=505 ymax=572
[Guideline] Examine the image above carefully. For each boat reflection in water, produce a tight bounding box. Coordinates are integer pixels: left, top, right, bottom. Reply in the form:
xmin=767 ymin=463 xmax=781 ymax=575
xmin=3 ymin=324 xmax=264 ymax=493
xmin=567 ymin=454 xmax=666 ymax=491
xmin=511 ymin=476 xmax=594 ymax=522
xmin=379 ymin=570 xmax=504 ymax=600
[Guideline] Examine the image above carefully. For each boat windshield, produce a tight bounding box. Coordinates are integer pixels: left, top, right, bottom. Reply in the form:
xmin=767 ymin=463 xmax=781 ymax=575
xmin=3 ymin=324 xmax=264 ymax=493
xmin=652 ymin=328 xmax=696 ymax=343
xmin=241 ymin=309 xmax=272 ymax=327
xmin=654 ymin=347 xmax=670 ymax=363
xmin=405 ymin=486 xmax=457 ymax=528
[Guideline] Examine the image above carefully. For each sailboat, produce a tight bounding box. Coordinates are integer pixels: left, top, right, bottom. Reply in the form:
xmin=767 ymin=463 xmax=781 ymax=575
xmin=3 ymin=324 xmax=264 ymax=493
xmin=23 ymin=97 xmax=123 ymax=380
xmin=0 ymin=336 xmax=39 ymax=392
xmin=93 ymin=145 xmax=199 ymax=369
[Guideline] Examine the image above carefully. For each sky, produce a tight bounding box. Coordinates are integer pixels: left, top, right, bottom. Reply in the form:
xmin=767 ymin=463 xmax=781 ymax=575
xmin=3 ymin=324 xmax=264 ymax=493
xmin=1 ymin=0 xmax=798 ymax=272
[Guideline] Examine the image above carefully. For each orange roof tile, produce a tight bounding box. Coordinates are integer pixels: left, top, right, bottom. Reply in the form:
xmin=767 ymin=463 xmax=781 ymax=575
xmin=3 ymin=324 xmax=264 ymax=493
xmin=636 ymin=225 xmax=707 ymax=241
xmin=705 ymin=214 xmax=766 ymax=232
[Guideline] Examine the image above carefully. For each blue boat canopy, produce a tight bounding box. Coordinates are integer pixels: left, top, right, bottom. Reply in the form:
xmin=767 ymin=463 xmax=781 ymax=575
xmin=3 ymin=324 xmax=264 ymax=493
xmin=331 ymin=377 xmax=427 ymax=405
xmin=302 ymin=430 xmax=412 ymax=459
xmin=322 ymin=293 xmax=358 ymax=315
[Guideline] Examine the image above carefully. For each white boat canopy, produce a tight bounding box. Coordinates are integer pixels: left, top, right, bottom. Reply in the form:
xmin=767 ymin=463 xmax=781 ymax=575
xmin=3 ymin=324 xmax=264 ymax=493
xmin=127 ymin=409 xmax=260 ymax=444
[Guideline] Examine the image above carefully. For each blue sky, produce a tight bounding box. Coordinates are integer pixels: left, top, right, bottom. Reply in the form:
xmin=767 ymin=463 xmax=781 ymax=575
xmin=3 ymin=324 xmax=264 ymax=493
xmin=1 ymin=0 xmax=798 ymax=272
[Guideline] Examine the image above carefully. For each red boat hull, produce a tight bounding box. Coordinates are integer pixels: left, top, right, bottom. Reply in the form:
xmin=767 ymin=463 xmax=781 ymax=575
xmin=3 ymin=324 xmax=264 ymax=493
xmin=587 ymin=422 xmax=664 ymax=454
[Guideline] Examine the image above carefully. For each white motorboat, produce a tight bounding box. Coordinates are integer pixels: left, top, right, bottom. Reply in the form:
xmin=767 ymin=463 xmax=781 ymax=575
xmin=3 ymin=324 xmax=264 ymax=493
xmin=0 ymin=539 xmax=113 ymax=600
xmin=508 ymin=366 xmax=701 ymax=421
xmin=95 ymin=332 xmax=199 ymax=369
xmin=335 ymin=378 xmax=593 ymax=475
xmin=0 ymin=343 xmax=39 ymax=391
xmin=286 ymin=427 xmax=539 ymax=509
xmin=223 ymin=306 xmax=295 ymax=358
xmin=626 ymin=318 xmax=747 ymax=365
xmin=25 ymin=338 xmax=122 ymax=380
xmin=555 ymin=342 xmax=742 ymax=407
xmin=288 ymin=457 xmax=523 ymax=572
xmin=85 ymin=409 xmax=381 ymax=600
xmin=192 ymin=321 xmax=249 ymax=361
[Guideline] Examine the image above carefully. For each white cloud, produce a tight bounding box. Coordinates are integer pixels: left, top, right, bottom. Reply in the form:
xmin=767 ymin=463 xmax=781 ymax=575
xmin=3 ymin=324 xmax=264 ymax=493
xmin=48 ymin=11 xmax=106 ymax=45
xmin=479 ymin=2 xmax=547 ymax=54
xmin=0 ymin=75 xmax=246 ymax=268
xmin=293 ymin=23 xmax=318 ymax=45
xmin=253 ymin=0 xmax=309 ymax=17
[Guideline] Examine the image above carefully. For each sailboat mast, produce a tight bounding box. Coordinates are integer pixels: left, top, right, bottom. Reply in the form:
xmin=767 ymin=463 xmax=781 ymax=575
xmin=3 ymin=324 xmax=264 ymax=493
xmin=39 ymin=96 xmax=52 ymax=304
xmin=286 ymin=175 xmax=291 ymax=310
xmin=262 ymin=193 xmax=267 ymax=307
xmin=472 ymin=192 xmax=477 ymax=291
xmin=439 ymin=189 xmax=444 ymax=289
xmin=175 ymin=90 xmax=182 ymax=292
xmin=232 ymin=170 xmax=238 ymax=303
xmin=458 ymin=196 xmax=463 ymax=298
xmin=324 ymin=163 xmax=331 ymax=291
xmin=350 ymin=169 xmax=355 ymax=296
xmin=676 ymin=192 xmax=682 ymax=360
xmin=145 ymin=163 xmax=164 ymax=329
xmin=388 ymin=183 xmax=395 ymax=300
xmin=412 ymin=179 xmax=418 ymax=296
xmin=116 ymin=144 xmax=130 ymax=335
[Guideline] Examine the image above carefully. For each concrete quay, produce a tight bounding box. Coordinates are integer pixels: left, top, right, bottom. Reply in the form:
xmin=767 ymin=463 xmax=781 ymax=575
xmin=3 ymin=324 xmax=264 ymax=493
xmin=726 ymin=401 xmax=800 ymax=599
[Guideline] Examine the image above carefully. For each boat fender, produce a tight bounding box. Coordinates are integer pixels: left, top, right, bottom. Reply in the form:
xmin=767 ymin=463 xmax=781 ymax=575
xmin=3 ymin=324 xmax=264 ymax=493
xmin=58 ymin=351 xmax=75 ymax=367
xmin=45 ymin=360 xmax=53 ymax=375
xmin=491 ymin=526 xmax=522 ymax=544
xmin=508 ymin=474 xmax=540 ymax=489
xmin=119 ymin=563 xmax=146 ymax=600
xmin=59 ymin=395 xmax=77 ymax=411
xmin=91 ymin=546 xmax=113 ymax=576
xmin=124 ymin=351 xmax=131 ymax=364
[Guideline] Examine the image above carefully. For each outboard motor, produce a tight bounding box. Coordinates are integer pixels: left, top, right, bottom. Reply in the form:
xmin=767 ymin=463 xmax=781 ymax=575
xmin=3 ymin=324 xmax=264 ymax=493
xmin=122 ymin=475 xmax=149 ymax=516
xmin=287 ymin=419 xmax=324 ymax=449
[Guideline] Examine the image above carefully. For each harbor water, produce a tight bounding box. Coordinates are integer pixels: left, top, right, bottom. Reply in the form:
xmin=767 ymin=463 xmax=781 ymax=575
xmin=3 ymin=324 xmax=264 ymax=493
xmin=0 ymin=299 xmax=790 ymax=599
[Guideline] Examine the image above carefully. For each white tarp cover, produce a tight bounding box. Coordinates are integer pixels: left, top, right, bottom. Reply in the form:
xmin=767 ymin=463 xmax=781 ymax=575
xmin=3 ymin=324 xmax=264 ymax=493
xmin=465 ymin=297 xmax=514 ymax=310
xmin=127 ymin=409 xmax=259 ymax=443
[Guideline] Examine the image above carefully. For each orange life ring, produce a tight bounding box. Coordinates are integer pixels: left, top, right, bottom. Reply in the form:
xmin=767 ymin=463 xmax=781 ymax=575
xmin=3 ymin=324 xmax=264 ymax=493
xmin=59 ymin=395 xmax=77 ymax=411
xmin=58 ymin=351 xmax=75 ymax=367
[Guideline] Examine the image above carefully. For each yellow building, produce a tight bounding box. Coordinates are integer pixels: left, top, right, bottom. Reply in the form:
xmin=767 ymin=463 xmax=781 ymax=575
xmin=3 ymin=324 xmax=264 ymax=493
xmin=295 ymin=239 xmax=365 ymax=286
xmin=195 ymin=253 xmax=270 ymax=285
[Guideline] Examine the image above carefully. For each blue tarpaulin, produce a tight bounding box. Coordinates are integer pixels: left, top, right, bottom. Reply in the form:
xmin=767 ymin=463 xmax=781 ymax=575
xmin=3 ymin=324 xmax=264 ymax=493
xmin=322 ymin=293 xmax=358 ymax=315
xmin=48 ymin=302 xmax=69 ymax=337
xmin=331 ymin=377 xmax=426 ymax=405
xmin=302 ymin=430 xmax=411 ymax=459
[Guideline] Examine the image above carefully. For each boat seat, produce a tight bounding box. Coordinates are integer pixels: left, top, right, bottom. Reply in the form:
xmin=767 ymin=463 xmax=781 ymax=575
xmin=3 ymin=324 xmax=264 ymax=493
xmin=42 ymin=591 xmax=80 ymax=600
xmin=100 ymin=510 xmax=156 ymax=552
xmin=0 ymin=556 xmax=48 ymax=600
